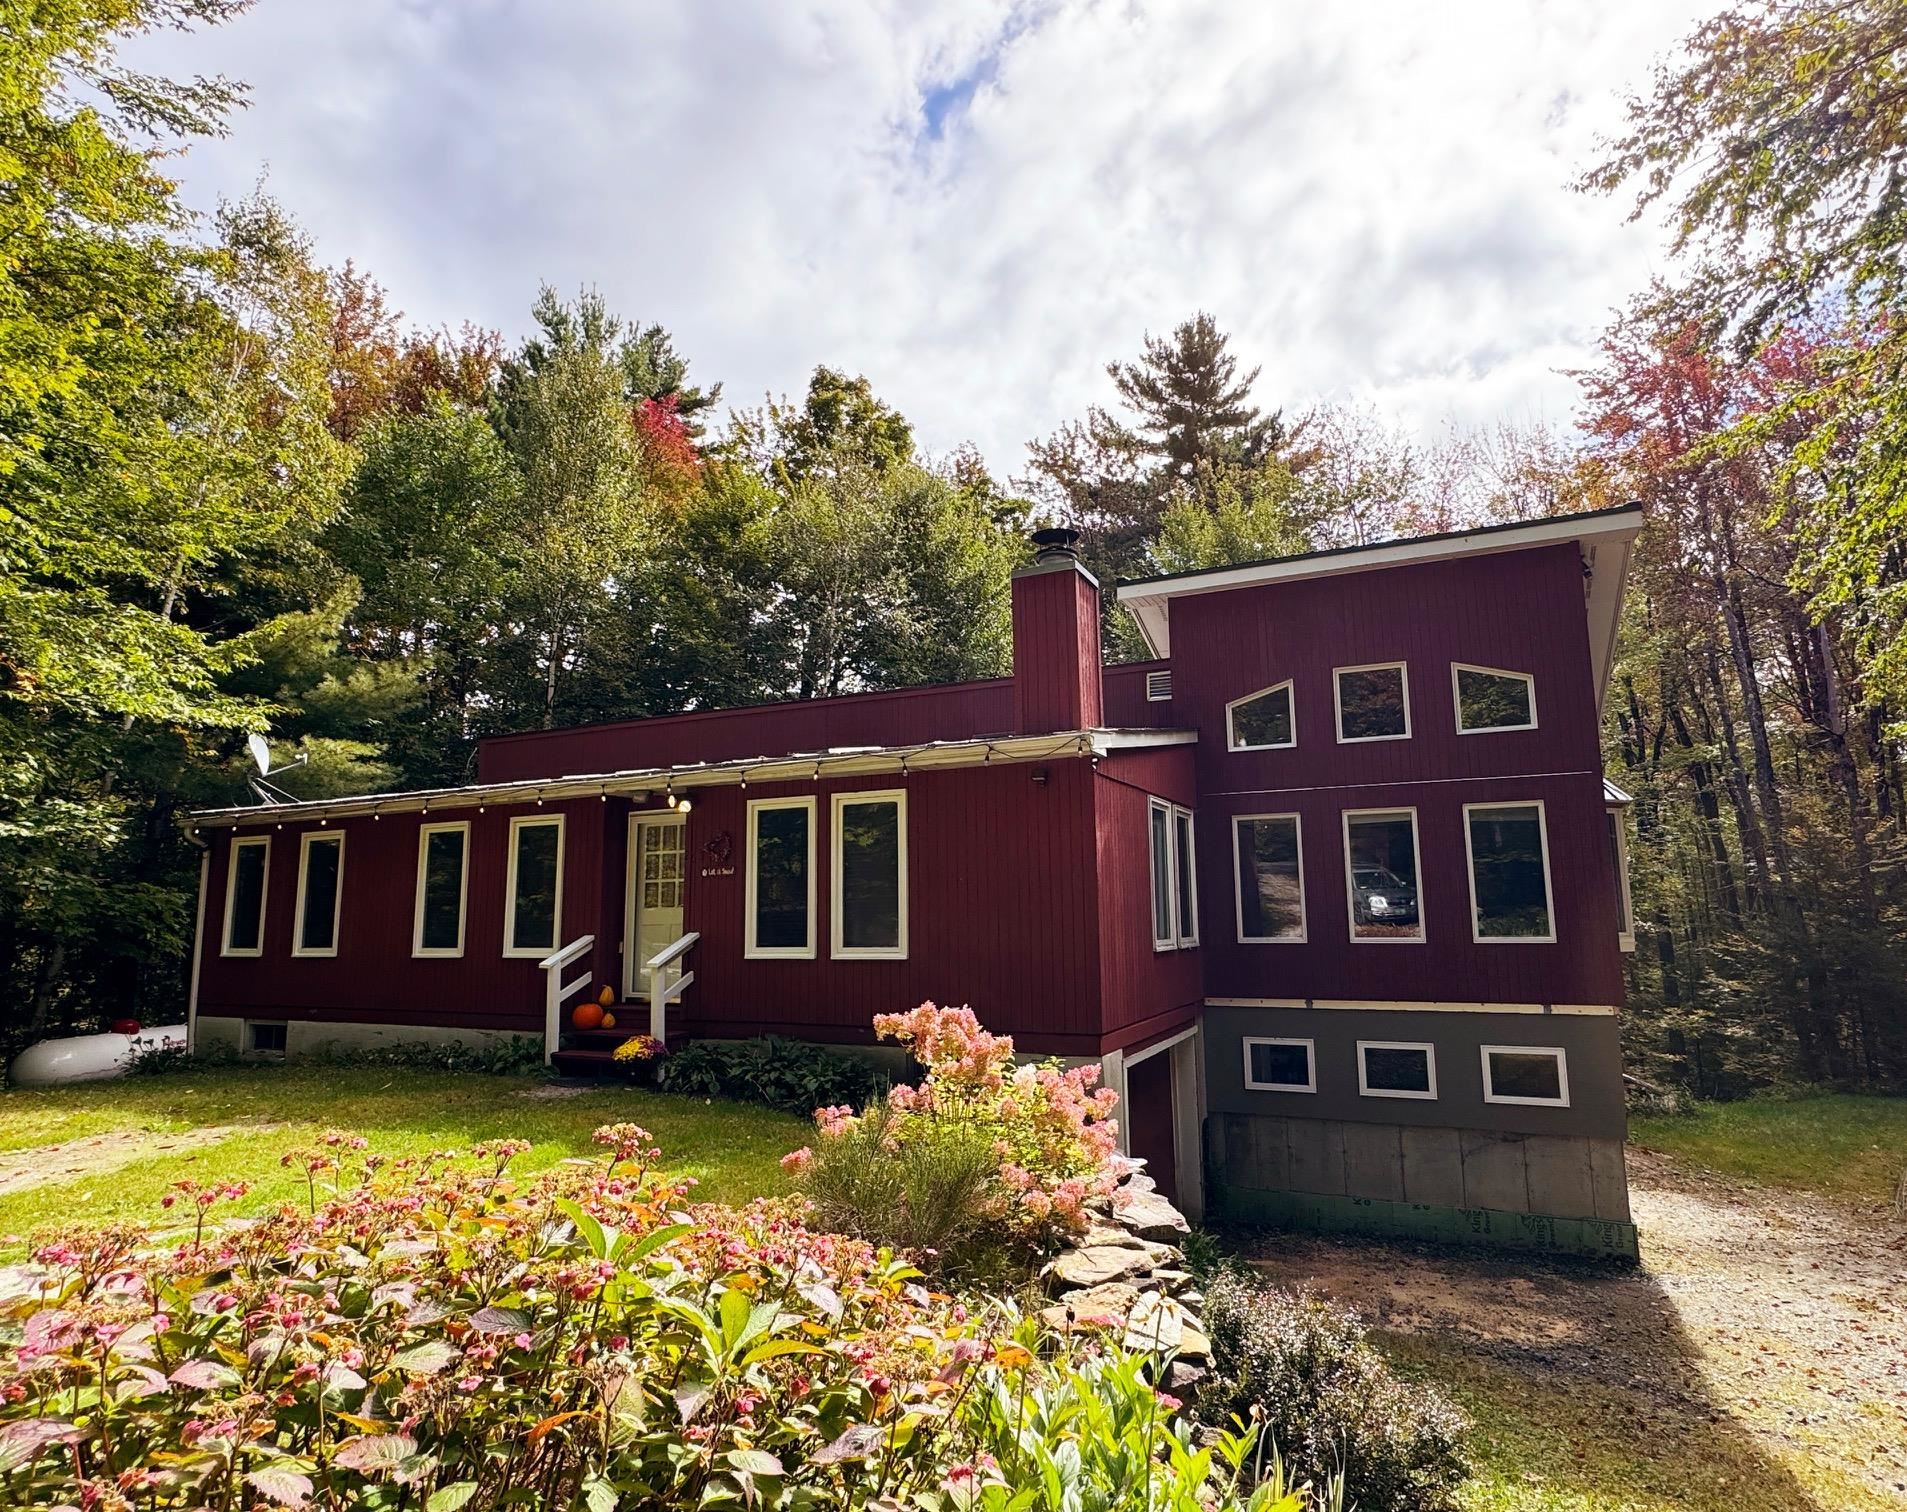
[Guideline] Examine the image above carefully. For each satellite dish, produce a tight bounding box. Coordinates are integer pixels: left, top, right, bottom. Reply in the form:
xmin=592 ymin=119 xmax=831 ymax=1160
xmin=247 ymin=733 xmax=272 ymax=775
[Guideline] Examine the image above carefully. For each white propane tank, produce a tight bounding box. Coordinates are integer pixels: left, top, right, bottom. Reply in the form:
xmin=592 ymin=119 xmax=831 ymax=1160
xmin=9 ymin=1025 xmax=188 ymax=1088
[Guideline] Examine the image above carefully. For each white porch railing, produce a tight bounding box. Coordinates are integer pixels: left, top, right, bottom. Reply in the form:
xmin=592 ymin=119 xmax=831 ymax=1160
xmin=539 ymin=934 xmax=596 ymax=1066
xmin=644 ymin=931 xmax=700 ymax=1043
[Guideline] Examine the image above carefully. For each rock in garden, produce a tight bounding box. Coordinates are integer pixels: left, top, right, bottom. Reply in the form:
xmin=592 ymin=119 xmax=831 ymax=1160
xmin=1112 ymin=1189 xmax=1190 ymax=1242
xmin=1036 ymin=1281 xmax=1139 ymax=1332
xmin=1165 ymin=1359 xmax=1209 ymax=1393
xmin=1048 ymin=1244 xmax=1156 ymax=1289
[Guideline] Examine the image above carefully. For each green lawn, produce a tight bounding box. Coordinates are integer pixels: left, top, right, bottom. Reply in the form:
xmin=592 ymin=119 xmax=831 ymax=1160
xmin=0 ymin=1065 xmax=801 ymax=1252
xmin=1630 ymin=1092 xmax=1907 ymax=1206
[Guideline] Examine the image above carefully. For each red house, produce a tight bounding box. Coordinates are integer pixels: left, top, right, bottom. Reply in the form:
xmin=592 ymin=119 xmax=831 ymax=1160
xmin=187 ymin=505 xmax=1645 ymax=1257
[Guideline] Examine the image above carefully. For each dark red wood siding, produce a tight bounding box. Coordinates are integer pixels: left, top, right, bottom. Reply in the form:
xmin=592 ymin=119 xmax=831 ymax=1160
xmin=1011 ymin=565 xmax=1103 ymax=734
xmin=1164 ymin=543 xmax=1624 ymax=1007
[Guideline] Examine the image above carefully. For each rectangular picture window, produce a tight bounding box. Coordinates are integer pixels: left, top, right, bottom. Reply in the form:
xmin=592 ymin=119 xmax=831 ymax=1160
xmin=1149 ymin=798 xmax=1174 ymax=949
xmin=1464 ymin=801 xmax=1555 ymax=942
xmin=1244 ymin=1036 xmax=1315 ymax=1093
xmin=1334 ymin=663 xmax=1410 ymax=742
xmin=504 ymin=815 xmax=564 ymax=957
xmin=222 ymin=836 xmax=270 ymax=956
xmin=1358 ymin=1040 xmax=1437 ymax=1100
xmin=293 ymin=831 xmax=344 ymax=957
xmin=413 ymin=822 xmax=469 ymax=957
xmin=1343 ymin=808 xmax=1423 ymax=942
xmin=832 ymin=791 xmax=906 ymax=958
xmin=1481 ymin=1045 xmax=1570 ymax=1106
xmin=1454 ymin=663 xmax=1537 ymax=732
xmin=747 ymin=797 xmax=815 ymax=958
xmin=1233 ymin=814 xmax=1304 ymax=942
xmin=1227 ymin=681 xmax=1295 ymax=750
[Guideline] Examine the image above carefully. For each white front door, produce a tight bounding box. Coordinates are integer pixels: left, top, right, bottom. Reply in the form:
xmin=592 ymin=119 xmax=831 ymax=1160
xmin=624 ymin=816 xmax=687 ymax=999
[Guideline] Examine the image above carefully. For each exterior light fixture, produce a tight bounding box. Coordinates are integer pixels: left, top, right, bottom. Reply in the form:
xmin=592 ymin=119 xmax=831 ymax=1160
xmin=677 ymin=797 xmax=693 ymax=815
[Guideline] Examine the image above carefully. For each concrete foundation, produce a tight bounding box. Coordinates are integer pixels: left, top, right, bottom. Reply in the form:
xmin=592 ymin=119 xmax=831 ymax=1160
xmin=194 ymin=1015 xmax=527 ymax=1060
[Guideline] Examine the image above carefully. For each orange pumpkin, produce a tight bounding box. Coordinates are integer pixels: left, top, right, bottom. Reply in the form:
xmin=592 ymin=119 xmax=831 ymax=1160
xmin=571 ymin=1000 xmax=605 ymax=1031
xmin=598 ymin=985 xmax=615 ymax=1008
xmin=600 ymin=1012 xmax=617 ymax=1031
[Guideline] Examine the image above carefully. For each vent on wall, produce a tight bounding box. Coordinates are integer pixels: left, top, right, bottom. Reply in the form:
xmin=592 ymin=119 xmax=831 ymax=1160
xmin=1145 ymin=670 xmax=1173 ymax=702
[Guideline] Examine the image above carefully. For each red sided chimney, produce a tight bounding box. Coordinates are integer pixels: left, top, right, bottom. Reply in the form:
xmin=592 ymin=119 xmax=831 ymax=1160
xmin=1012 ymin=527 xmax=1104 ymax=734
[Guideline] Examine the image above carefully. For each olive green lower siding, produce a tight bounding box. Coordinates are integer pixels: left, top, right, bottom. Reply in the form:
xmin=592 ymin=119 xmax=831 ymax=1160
xmin=1208 ymin=1109 xmax=1636 ymax=1258
xmin=1210 ymin=1182 xmax=1640 ymax=1262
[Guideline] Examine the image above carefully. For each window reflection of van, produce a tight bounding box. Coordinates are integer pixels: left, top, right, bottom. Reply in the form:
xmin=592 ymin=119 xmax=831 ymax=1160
xmin=1350 ymin=865 xmax=1418 ymax=925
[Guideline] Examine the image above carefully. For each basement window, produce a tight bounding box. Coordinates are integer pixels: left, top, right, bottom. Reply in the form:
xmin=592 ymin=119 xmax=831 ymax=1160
xmin=292 ymin=831 xmax=344 ymax=957
xmin=832 ymin=790 xmax=906 ymax=959
xmin=747 ymin=797 xmax=816 ymax=959
xmin=504 ymin=815 xmax=564 ymax=958
xmin=1233 ymin=813 xmax=1305 ymax=942
xmin=1226 ymin=681 xmax=1295 ymax=750
xmin=1454 ymin=663 xmax=1537 ymax=732
xmin=1244 ymin=1036 xmax=1315 ymax=1093
xmin=1334 ymin=663 xmax=1410 ymax=743
xmin=1481 ymin=1045 xmax=1570 ymax=1106
xmin=222 ymin=836 xmax=270 ymax=957
xmin=414 ymin=821 xmax=470 ymax=957
xmin=246 ymin=1021 xmax=288 ymax=1057
xmin=1464 ymin=801 xmax=1556 ymax=943
xmin=1358 ymin=1040 xmax=1438 ymax=1100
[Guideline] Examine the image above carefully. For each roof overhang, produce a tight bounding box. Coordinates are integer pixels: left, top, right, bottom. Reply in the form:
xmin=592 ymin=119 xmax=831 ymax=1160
xmin=186 ymin=727 xmax=1198 ymax=829
xmin=1116 ymin=505 xmax=1644 ymax=714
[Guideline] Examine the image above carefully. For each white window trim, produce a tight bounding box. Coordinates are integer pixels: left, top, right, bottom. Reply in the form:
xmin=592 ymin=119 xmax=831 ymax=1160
xmin=1232 ymin=812 xmax=1306 ymax=944
xmin=220 ymin=835 xmax=270 ymax=958
xmin=1332 ymin=661 xmax=1411 ymax=744
xmin=502 ymin=814 xmax=565 ymax=959
xmin=412 ymin=820 xmax=470 ymax=959
xmin=1481 ymin=1044 xmax=1571 ymax=1107
xmin=1609 ymin=807 xmax=1636 ymax=953
xmin=1452 ymin=661 xmax=1539 ymax=734
xmin=746 ymin=795 xmax=817 ymax=960
xmin=1462 ymin=799 xmax=1558 ymax=945
xmin=830 ymin=788 xmax=908 ymax=960
xmin=291 ymin=830 xmax=345 ymax=958
xmin=1148 ymin=797 xmax=1177 ymax=952
xmin=1243 ymin=1035 xmax=1316 ymax=1093
xmin=1172 ymin=804 xmax=1199 ymax=948
xmin=1341 ymin=806 xmax=1425 ymax=944
xmin=1225 ymin=679 xmax=1297 ymax=751
xmin=1357 ymin=1039 xmax=1438 ymax=1100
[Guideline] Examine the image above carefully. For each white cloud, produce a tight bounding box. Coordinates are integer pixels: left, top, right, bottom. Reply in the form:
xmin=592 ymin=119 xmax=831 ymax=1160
xmin=124 ymin=0 xmax=1709 ymax=476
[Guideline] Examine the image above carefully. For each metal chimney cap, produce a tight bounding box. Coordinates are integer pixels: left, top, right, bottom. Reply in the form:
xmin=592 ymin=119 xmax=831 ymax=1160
xmin=1031 ymin=526 xmax=1082 ymax=561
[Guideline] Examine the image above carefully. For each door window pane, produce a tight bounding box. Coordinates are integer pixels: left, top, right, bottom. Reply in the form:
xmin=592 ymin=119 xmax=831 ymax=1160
xmin=417 ymin=827 xmax=466 ymax=953
xmin=752 ymin=803 xmax=811 ymax=952
xmin=838 ymin=796 xmax=902 ymax=952
xmin=1245 ymin=1038 xmax=1314 ymax=1092
xmin=296 ymin=835 xmax=342 ymax=954
xmin=1359 ymin=1041 xmax=1436 ymax=1099
xmin=1336 ymin=664 xmax=1409 ymax=741
xmin=1467 ymin=803 xmax=1553 ymax=940
xmin=1228 ymin=683 xmax=1294 ymax=749
xmin=1344 ymin=810 xmax=1422 ymax=940
xmin=1235 ymin=815 xmax=1303 ymax=941
xmin=1455 ymin=666 xmax=1535 ymax=731
xmin=225 ymin=839 xmax=268 ymax=953
xmin=509 ymin=820 xmax=562 ymax=953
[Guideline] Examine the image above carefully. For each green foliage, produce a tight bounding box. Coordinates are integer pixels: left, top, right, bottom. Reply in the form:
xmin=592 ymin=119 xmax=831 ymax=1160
xmin=656 ymin=1035 xmax=881 ymax=1115
xmin=1195 ymin=1272 xmax=1470 ymax=1512
xmin=796 ymin=1101 xmax=1001 ymax=1264
xmin=1630 ymin=1091 xmax=1907 ymax=1206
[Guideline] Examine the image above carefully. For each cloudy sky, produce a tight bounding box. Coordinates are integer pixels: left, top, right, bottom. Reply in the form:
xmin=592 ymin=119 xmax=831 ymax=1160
xmin=126 ymin=0 xmax=1711 ymax=477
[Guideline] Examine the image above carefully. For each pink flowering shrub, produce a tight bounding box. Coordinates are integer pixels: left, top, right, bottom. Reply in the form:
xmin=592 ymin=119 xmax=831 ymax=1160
xmin=785 ymin=1004 xmax=1122 ymax=1269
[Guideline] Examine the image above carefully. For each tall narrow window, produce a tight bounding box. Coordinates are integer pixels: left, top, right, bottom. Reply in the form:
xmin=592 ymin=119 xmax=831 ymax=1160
xmin=1464 ymin=801 xmax=1555 ymax=942
xmin=413 ymin=821 xmax=469 ymax=957
xmin=1149 ymin=799 xmax=1174 ymax=950
xmin=292 ymin=831 xmax=344 ymax=957
xmin=1233 ymin=814 xmax=1304 ymax=942
xmin=222 ymin=836 xmax=270 ymax=957
xmin=1606 ymin=808 xmax=1635 ymax=953
xmin=1453 ymin=663 xmax=1536 ymax=732
xmin=1172 ymin=806 xmax=1198 ymax=947
xmin=1226 ymin=681 xmax=1295 ymax=750
xmin=747 ymin=797 xmax=815 ymax=958
xmin=504 ymin=815 xmax=563 ymax=958
xmin=1342 ymin=808 xmax=1423 ymax=942
xmin=832 ymin=790 xmax=906 ymax=959
xmin=1334 ymin=663 xmax=1410 ymax=742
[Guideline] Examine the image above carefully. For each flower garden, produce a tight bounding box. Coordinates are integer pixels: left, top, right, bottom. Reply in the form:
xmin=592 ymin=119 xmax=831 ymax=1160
xmin=0 ymin=1007 xmax=1467 ymax=1510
